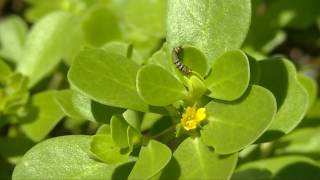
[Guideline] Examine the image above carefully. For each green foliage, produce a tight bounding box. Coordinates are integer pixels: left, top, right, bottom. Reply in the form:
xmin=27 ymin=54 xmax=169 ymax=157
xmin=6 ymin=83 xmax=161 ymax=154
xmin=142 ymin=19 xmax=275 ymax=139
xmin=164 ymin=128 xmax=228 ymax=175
xmin=201 ymin=85 xmax=277 ymax=154
xmin=0 ymin=0 xmax=318 ymax=179
xmin=162 ymin=138 xmax=238 ymax=180
xmin=90 ymin=134 xmax=129 ymax=164
xmin=137 ymin=64 xmax=187 ymax=106
xmin=0 ymin=16 xmax=27 ymax=63
xmin=205 ymin=50 xmax=250 ymax=101
xmin=21 ymin=91 xmax=64 ymax=142
xmin=12 ymin=135 xmax=132 ymax=179
xmin=82 ymin=5 xmax=121 ymax=47
xmin=68 ymin=49 xmax=149 ymax=112
xmin=256 ymin=58 xmax=309 ymax=141
xmin=167 ymin=0 xmax=251 ymax=64
xmin=17 ymin=12 xmax=80 ymax=87
xmin=233 ymin=156 xmax=320 ymax=180
xmin=128 ymin=140 xmax=171 ymax=180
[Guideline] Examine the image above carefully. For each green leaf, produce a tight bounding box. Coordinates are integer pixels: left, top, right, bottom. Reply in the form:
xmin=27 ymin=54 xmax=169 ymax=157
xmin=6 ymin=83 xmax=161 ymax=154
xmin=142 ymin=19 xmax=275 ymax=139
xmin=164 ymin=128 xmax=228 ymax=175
xmin=13 ymin=135 xmax=128 ymax=179
xmin=123 ymin=109 xmax=143 ymax=131
xmin=205 ymin=50 xmax=250 ymax=101
xmin=128 ymin=140 xmax=172 ymax=180
xmin=90 ymin=134 xmax=129 ymax=164
xmin=55 ymin=89 xmax=95 ymax=121
xmin=0 ymin=15 xmax=27 ymax=63
xmin=96 ymin=124 xmax=111 ymax=135
xmin=21 ymin=91 xmax=65 ymax=142
xmin=17 ymin=12 xmax=80 ymax=87
xmin=274 ymin=127 xmax=320 ymax=156
xmin=201 ymin=85 xmax=277 ymax=154
xmin=102 ymin=41 xmax=144 ymax=65
xmin=148 ymin=44 xmax=181 ymax=80
xmin=55 ymin=89 xmax=124 ymax=123
xmin=161 ymin=138 xmax=238 ymax=180
xmin=111 ymin=115 xmax=129 ymax=149
xmin=123 ymin=0 xmax=166 ymax=37
xmin=167 ymin=0 xmax=251 ymax=64
xmin=182 ymin=46 xmax=209 ymax=77
xmin=136 ymin=64 xmax=187 ymax=106
xmin=0 ymin=59 xmax=12 ymax=80
xmin=127 ymin=126 xmax=142 ymax=149
xmin=68 ymin=49 xmax=149 ymax=112
xmin=82 ymin=5 xmax=121 ymax=47
xmin=233 ymin=156 xmax=320 ymax=180
xmin=24 ymin=0 xmax=91 ymax=22
xmin=0 ymin=73 xmax=29 ymax=115
xmin=298 ymin=73 xmax=318 ymax=109
xmin=256 ymin=58 xmax=309 ymax=141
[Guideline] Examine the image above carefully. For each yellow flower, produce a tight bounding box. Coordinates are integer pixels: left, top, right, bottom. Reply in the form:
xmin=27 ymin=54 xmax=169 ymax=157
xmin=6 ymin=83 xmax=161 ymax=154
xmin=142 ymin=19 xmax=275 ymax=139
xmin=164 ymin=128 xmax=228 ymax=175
xmin=180 ymin=106 xmax=206 ymax=131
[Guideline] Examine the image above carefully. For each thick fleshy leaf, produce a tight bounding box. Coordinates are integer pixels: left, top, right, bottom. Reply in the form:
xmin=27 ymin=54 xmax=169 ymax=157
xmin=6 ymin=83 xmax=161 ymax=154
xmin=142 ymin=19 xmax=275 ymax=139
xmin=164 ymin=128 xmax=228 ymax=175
xmin=167 ymin=0 xmax=251 ymax=64
xmin=298 ymin=73 xmax=318 ymax=109
xmin=123 ymin=0 xmax=166 ymax=37
xmin=136 ymin=64 xmax=187 ymax=106
xmin=128 ymin=140 xmax=171 ymax=180
xmin=21 ymin=91 xmax=64 ymax=142
xmin=127 ymin=126 xmax=143 ymax=149
xmin=182 ymin=46 xmax=209 ymax=77
xmin=161 ymin=138 xmax=238 ymax=180
xmin=102 ymin=41 xmax=144 ymax=65
xmin=68 ymin=49 xmax=149 ymax=112
xmin=13 ymin=135 xmax=130 ymax=179
xmin=0 ymin=15 xmax=27 ymax=63
xmin=55 ymin=89 xmax=124 ymax=123
xmin=201 ymin=85 xmax=277 ymax=154
xmin=274 ymin=127 xmax=320 ymax=156
xmin=111 ymin=115 xmax=129 ymax=149
xmin=55 ymin=89 xmax=94 ymax=121
xmin=17 ymin=12 xmax=80 ymax=87
xmin=233 ymin=156 xmax=320 ymax=180
xmin=82 ymin=5 xmax=121 ymax=47
xmin=256 ymin=58 xmax=309 ymax=141
xmin=205 ymin=50 xmax=250 ymax=101
xmin=148 ymin=44 xmax=181 ymax=80
xmin=90 ymin=134 xmax=129 ymax=164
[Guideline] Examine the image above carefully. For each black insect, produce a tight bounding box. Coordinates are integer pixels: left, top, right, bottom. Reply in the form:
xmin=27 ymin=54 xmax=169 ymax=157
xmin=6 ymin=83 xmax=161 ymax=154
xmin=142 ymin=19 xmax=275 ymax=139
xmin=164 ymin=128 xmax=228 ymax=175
xmin=172 ymin=47 xmax=192 ymax=76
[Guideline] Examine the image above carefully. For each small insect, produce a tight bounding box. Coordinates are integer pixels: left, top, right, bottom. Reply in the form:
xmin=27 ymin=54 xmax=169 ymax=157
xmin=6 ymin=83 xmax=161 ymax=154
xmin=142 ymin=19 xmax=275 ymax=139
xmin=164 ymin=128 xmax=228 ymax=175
xmin=172 ymin=47 xmax=192 ymax=76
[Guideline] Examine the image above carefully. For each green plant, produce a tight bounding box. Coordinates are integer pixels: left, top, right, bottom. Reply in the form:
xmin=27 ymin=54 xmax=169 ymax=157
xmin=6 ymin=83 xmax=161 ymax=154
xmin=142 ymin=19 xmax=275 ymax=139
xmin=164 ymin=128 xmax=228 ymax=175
xmin=0 ymin=0 xmax=319 ymax=179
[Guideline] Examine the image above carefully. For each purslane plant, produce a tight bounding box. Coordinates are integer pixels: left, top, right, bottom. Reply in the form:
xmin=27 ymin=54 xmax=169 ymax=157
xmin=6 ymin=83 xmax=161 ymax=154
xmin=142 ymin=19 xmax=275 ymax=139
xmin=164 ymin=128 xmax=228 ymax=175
xmin=0 ymin=0 xmax=318 ymax=179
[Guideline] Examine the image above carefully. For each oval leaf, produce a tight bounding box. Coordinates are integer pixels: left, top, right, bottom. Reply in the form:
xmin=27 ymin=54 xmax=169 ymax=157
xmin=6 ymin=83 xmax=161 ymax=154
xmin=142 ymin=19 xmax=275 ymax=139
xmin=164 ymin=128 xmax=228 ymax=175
xmin=68 ymin=49 xmax=149 ymax=112
xmin=161 ymin=138 xmax=238 ymax=180
xmin=201 ymin=85 xmax=277 ymax=154
xmin=256 ymin=58 xmax=309 ymax=141
xmin=128 ymin=140 xmax=171 ymax=180
xmin=17 ymin=12 xmax=80 ymax=87
xmin=167 ymin=0 xmax=251 ymax=64
xmin=13 ymin=135 xmax=126 ymax=179
xmin=21 ymin=91 xmax=65 ymax=142
xmin=55 ymin=89 xmax=124 ymax=123
xmin=0 ymin=15 xmax=27 ymax=63
xmin=137 ymin=64 xmax=187 ymax=106
xmin=82 ymin=5 xmax=121 ymax=47
xmin=90 ymin=135 xmax=129 ymax=164
xmin=111 ymin=115 xmax=130 ymax=149
xmin=183 ymin=46 xmax=209 ymax=77
xmin=124 ymin=0 xmax=166 ymax=37
xmin=298 ymin=73 xmax=318 ymax=110
xmin=205 ymin=50 xmax=250 ymax=101
xmin=234 ymin=156 xmax=320 ymax=180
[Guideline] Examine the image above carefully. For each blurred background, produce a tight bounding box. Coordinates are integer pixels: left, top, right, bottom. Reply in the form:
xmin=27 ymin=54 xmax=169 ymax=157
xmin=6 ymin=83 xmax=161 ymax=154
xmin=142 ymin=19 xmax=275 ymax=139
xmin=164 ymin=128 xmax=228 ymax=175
xmin=0 ymin=0 xmax=319 ymax=179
